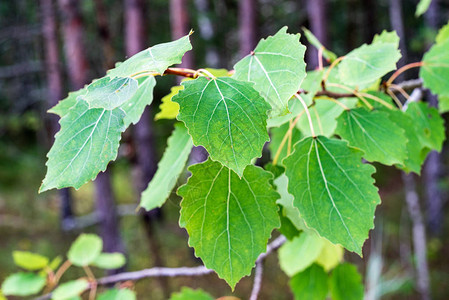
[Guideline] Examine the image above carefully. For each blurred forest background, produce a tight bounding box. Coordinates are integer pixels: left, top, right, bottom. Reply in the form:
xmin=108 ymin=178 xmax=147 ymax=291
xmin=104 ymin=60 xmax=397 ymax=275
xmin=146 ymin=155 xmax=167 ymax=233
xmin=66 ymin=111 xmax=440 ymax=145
xmin=0 ymin=0 xmax=449 ymax=299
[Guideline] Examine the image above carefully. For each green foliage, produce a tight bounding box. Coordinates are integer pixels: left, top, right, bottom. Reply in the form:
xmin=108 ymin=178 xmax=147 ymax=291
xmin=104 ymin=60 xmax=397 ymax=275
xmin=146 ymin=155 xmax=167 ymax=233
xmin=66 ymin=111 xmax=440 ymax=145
xmin=97 ymin=288 xmax=136 ymax=300
xmin=436 ymin=21 xmax=449 ymax=44
xmin=283 ymin=136 xmax=380 ymax=254
xmin=415 ymin=0 xmax=432 ymax=17
xmin=68 ymin=234 xmax=103 ymax=267
xmin=233 ymin=26 xmax=306 ymax=116
xmin=140 ymin=123 xmax=193 ymax=210
xmin=12 ymin=251 xmax=49 ymax=271
xmin=178 ymin=159 xmax=280 ymax=288
xmin=52 ymin=279 xmax=89 ymax=300
xmin=421 ymin=39 xmax=449 ymax=97
xmin=1 ymin=272 xmax=46 ymax=296
xmin=169 ymin=287 xmax=214 ymax=300
xmin=289 ymin=264 xmax=328 ymax=300
xmin=302 ymin=27 xmax=337 ymax=62
xmin=174 ymin=77 xmax=270 ymax=176
xmin=92 ymin=252 xmax=126 ymax=269
xmin=121 ymin=76 xmax=156 ymax=126
xmin=329 ymin=263 xmax=364 ymax=300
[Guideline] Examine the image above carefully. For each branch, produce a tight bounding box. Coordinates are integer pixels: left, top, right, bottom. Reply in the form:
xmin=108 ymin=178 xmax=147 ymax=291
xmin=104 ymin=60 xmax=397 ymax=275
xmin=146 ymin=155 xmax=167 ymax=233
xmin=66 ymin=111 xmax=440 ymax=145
xmin=249 ymin=262 xmax=263 ymax=300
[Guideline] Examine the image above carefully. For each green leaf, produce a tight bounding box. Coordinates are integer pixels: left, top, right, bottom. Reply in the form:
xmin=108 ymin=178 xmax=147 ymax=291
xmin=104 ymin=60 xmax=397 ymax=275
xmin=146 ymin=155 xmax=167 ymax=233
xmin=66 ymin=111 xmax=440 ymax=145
xmin=297 ymin=98 xmax=357 ymax=137
xmin=169 ymin=287 xmax=214 ymax=300
xmin=302 ymin=27 xmax=337 ymax=62
xmin=68 ymin=234 xmax=103 ymax=267
xmin=415 ymin=0 xmax=432 ymax=17
xmin=315 ymin=239 xmax=344 ymax=272
xmin=178 ymin=159 xmax=280 ymax=288
xmin=421 ymin=39 xmax=449 ymax=97
xmin=174 ymin=77 xmax=270 ymax=176
xmin=278 ymin=209 xmax=301 ymax=240
xmin=372 ymin=30 xmax=400 ymax=48
xmin=1 ymin=272 xmax=46 ymax=296
xmin=338 ymin=42 xmax=401 ymax=86
xmin=269 ymin=122 xmax=303 ymax=163
xmin=49 ymin=256 xmax=63 ymax=270
xmin=283 ymin=136 xmax=380 ymax=254
xmin=155 ymin=85 xmax=184 ymax=120
xmin=335 ymin=108 xmax=408 ymax=166
xmin=49 ymin=88 xmax=87 ymax=117
xmin=289 ymin=264 xmax=328 ymax=300
xmin=140 ymin=123 xmax=193 ymax=211
xmin=52 ymin=279 xmax=89 ymax=300
xmin=40 ymin=99 xmax=125 ymax=192
xmin=12 ymin=251 xmax=49 ymax=271
xmin=278 ymin=231 xmax=324 ymax=277
xmin=439 ymin=96 xmax=449 ymax=113
xmin=108 ymin=34 xmax=192 ymax=78
xmin=120 ymin=76 xmax=156 ymax=127
xmin=405 ymin=101 xmax=445 ymax=152
xmin=83 ymin=76 xmax=138 ymax=110
xmin=233 ymin=26 xmax=306 ymax=116
xmin=330 ymin=263 xmax=364 ymax=300
xmin=436 ymin=21 xmax=449 ymax=44
xmin=92 ymin=252 xmax=126 ymax=269
xmin=97 ymin=289 xmax=136 ymax=300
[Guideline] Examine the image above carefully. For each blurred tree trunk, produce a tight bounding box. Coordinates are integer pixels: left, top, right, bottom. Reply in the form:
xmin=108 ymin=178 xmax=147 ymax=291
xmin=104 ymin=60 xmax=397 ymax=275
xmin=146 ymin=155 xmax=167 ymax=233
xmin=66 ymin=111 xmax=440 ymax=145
xmin=345 ymin=0 xmax=357 ymax=51
xmin=388 ymin=0 xmax=408 ymax=74
xmin=239 ymin=0 xmax=257 ymax=57
xmin=194 ymin=0 xmax=220 ymax=67
xmin=170 ymin=0 xmax=194 ymax=69
xmin=306 ymin=0 xmax=328 ymax=69
xmin=93 ymin=0 xmax=115 ymax=69
xmin=57 ymin=0 xmax=124 ymax=257
xmin=41 ymin=0 xmax=75 ymax=231
xmin=125 ymin=0 xmax=170 ymax=296
xmin=362 ymin=0 xmax=377 ymax=43
xmin=424 ymin=0 xmax=443 ymax=238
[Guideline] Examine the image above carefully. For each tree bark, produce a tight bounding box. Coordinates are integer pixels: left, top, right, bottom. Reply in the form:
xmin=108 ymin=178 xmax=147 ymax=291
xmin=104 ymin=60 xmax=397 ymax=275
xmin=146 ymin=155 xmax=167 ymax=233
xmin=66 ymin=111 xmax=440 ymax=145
xmin=57 ymin=0 xmax=124 ymax=256
xmin=239 ymin=0 xmax=258 ymax=58
xmin=306 ymin=0 xmax=328 ymax=69
xmin=41 ymin=0 xmax=75 ymax=231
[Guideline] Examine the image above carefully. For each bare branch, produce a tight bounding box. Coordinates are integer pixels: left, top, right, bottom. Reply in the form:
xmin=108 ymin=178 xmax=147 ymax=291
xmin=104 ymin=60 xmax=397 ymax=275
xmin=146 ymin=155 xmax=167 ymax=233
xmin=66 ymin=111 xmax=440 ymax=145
xmin=249 ymin=262 xmax=263 ymax=300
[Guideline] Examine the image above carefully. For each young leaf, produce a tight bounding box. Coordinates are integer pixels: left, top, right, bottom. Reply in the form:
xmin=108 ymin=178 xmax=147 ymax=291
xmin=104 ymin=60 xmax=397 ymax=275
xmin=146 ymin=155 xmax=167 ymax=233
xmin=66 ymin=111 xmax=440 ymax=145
xmin=1 ymin=272 xmax=46 ymax=296
xmin=92 ymin=253 xmax=126 ymax=269
xmin=436 ymin=21 xmax=449 ymax=44
xmin=439 ymin=96 xmax=449 ymax=113
xmin=120 ymin=76 xmax=156 ymax=127
xmin=169 ymin=287 xmax=214 ymax=300
xmin=97 ymin=288 xmax=136 ymax=300
xmin=283 ymin=136 xmax=380 ymax=254
xmin=338 ymin=42 xmax=401 ymax=86
xmin=315 ymin=239 xmax=344 ymax=272
xmin=233 ymin=26 xmax=306 ymax=116
xmin=420 ymin=39 xmax=449 ymax=97
xmin=140 ymin=123 xmax=193 ymax=211
xmin=40 ymin=99 xmax=125 ymax=192
xmin=173 ymin=77 xmax=270 ymax=176
xmin=289 ymin=264 xmax=328 ymax=300
xmin=302 ymin=27 xmax=337 ymax=62
xmin=108 ymin=34 xmax=192 ymax=78
xmin=415 ymin=0 xmax=432 ymax=17
xmin=52 ymin=279 xmax=89 ymax=300
xmin=83 ymin=76 xmax=138 ymax=110
xmin=372 ymin=30 xmax=400 ymax=48
xmin=329 ymin=263 xmax=364 ymax=300
xmin=155 ymin=85 xmax=184 ymax=120
xmin=278 ymin=231 xmax=324 ymax=277
xmin=405 ymin=101 xmax=445 ymax=152
xmin=335 ymin=108 xmax=408 ymax=166
xmin=12 ymin=251 xmax=49 ymax=271
xmin=68 ymin=234 xmax=103 ymax=267
xmin=178 ymin=159 xmax=280 ymax=288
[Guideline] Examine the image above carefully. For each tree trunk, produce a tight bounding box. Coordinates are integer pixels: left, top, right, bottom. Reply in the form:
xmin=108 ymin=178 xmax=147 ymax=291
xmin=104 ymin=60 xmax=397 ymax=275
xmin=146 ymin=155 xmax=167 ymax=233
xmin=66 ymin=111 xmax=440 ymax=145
xmin=93 ymin=0 xmax=115 ymax=69
xmin=41 ymin=0 xmax=75 ymax=231
xmin=239 ymin=0 xmax=258 ymax=58
xmin=388 ymin=0 xmax=408 ymax=74
xmin=170 ymin=0 xmax=194 ymax=68
xmin=193 ymin=0 xmax=220 ymax=67
xmin=306 ymin=0 xmax=328 ymax=69
xmin=57 ymin=0 xmax=124 ymax=256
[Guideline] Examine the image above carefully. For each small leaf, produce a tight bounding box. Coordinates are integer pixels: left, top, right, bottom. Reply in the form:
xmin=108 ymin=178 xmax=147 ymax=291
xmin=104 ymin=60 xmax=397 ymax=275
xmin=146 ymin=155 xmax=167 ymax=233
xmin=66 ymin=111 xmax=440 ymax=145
xmin=174 ymin=77 xmax=270 ymax=176
xmin=335 ymin=108 xmax=408 ymax=166
xmin=140 ymin=123 xmax=193 ymax=211
xmin=330 ymin=263 xmax=364 ymax=300
xmin=12 ymin=251 xmax=49 ymax=271
xmin=97 ymin=288 xmax=136 ymax=300
xmin=83 ymin=76 xmax=138 ymax=110
xmin=108 ymin=34 xmax=192 ymax=77
xmin=169 ymin=287 xmax=214 ymax=300
xmin=68 ymin=234 xmax=103 ymax=267
xmin=415 ymin=0 xmax=432 ymax=17
xmin=40 ymin=99 xmax=125 ymax=192
xmin=1 ymin=272 xmax=46 ymax=296
xmin=439 ymin=96 xmax=449 ymax=113
xmin=405 ymin=101 xmax=445 ymax=152
xmin=120 ymin=76 xmax=156 ymax=127
xmin=315 ymin=239 xmax=344 ymax=272
xmin=372 ymin=30 xmax=400 ymax=48
xmin=92 ymin=252 xmax=126 ymax=269
xmin=339 ymin=42 xmax=401 ymax=86
xmin=302 ymin=27 xmax=337 ymax=62
xmin=49 ymin=256 xmax=63 ymax=271
xmin=155 ymin=85 xmax=184 ymax=120
xmin=283 ymin=136 xmax=380 ymax=254
xmin=278 ymin=231 xmax=324 ymax=277
xmin=436 ymin=21 xmax=449 ymax=44
xmin=52 ymin=279 xmax=89 ymax=300
xmin=178 ymin=159 xmax=280 ymax=288
xmin=421 ymin=39 xmax=449 ymax=97
xmin=289 ymin=264 xmax=328 ymax=300
xmin=233 ymin=27 xmax=306 ymax=116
